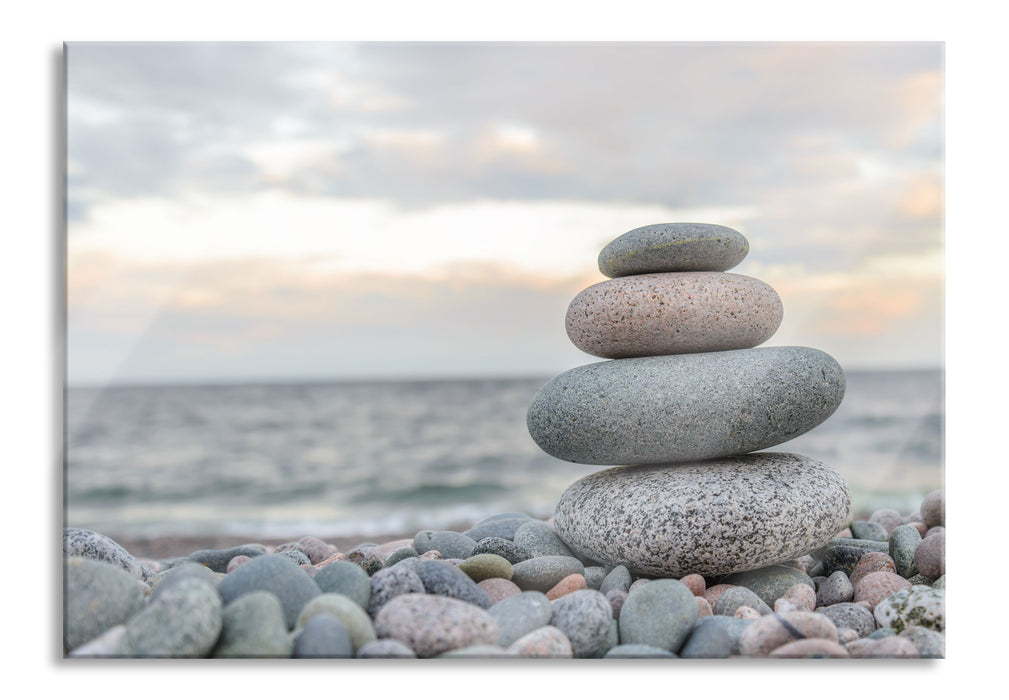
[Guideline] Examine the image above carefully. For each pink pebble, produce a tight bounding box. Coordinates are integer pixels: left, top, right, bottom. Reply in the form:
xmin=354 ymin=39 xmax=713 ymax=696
xmin=226 ymin=555 xmax=251 ymax=573
xmin=779 ymin=583 xmax=816 ymax=612
xmin=546 ymin=574 xmax=587 ymax=601
xmin=680 ymin=573 xmax=706 ymax=597
xmin=696 ymin=596 xmax=712 ymax=618
xmin=703 ymin=583 xmax=735 ymax=609
xmin=835 ymin=527 xmax=852 ymax=539
xmin=852 ymin=571 xmax=911 ymax=609
xmin=909 ymin=521 xmax=929 ymax=537
xmin=628 ymin=578 xmax=652 ymax=593
xmin=419 ymin=550 xmax=443 ymax=561
xmin=478 ymin=577 xmax=521 ymax=604
xmin=849 ymin=552 xmax=897 ymax=586
xmin=914 ymin=531 xmax=945 ymax=579
xmin=924 ymin=525 xmax=945 ymax=539
xmin=734 ymin=605 xmax=761 ymax=620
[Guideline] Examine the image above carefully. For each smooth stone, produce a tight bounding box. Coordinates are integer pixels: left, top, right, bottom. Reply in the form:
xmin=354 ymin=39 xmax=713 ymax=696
xmin=604 ymin=644 xmax=677 ymax=658
xmin=847 ymin=636 xmax=920 ymax=658
xmin=372 ymin=593 xmax=498 ymax=658
xmin=814 ymin=538 xmax=890 ymax=558
xmin=355 ymin=639 xmax=417 ymax=658
xmin=313 ymin=559 xmax=372 ymax=611
xmin=297 ymin=536 xmax=339 ymax=565
xmin=489 ymin=591 xmax=553 ymax=647
xmin=566 ymin=272 xmax=782 ymax=359
xmin=513 ymin=520 xmax=575 ymax=558
xmin=874 ymin=585 xmax=945 ymax=633
xmin=822 ymin=546 xmax=867 ymax=577
xmin=597 ymin=222 xmax=749 ymax=277
xmin=213 ymin=591 xmax=291 ymax=658
xmin=475 ymin=511 xmax=533 ymax=524
xmin=470 ymin=537 xmax=533 ymax=565
xmin=366 ymin=565 xmax=426 ymax=617
xmin=188 ymin=544 xmax=267 ymax=573
xmin=457 ymin=553 xmax=513 ymax=582
xmin=619 ymin=579 xmax=698 ymax=654
xmin=68 ymin=624 xmax=127 ymax=657
xmin=818 ymin=602 xmax=876 ymax=638
xmin=463 ymin=517 xmax=530 ymax=542
xmin=295 ymin=593 xmax=376 ymax=652
xmin=868 ymin=509 xmax=903 ymax=535
xmin=606 ymin=589 xmax=628 ymax=619
xmin=416 ymin=559 xmax=493 ymax=609
xmin=549 ymin=589 xmax=613 ymax=658
xmin=477 ymin=577 xmax=522 ymax=604
xmin=694 ymin=615 xmax=753 ymax=656
xmin=121 ymin=577 xmax=223 ymax=657
xmin=679 ymin=618 xmax=732 ymax=659
xmin=899 ymin=626 xmax=945 ymax=658
xmin=920 ymin=490 xmax=945 ymax=528
xmin=216 ymin=554 xmax=321 ymax=630
xmin=546 ymin=573 xmax=587 ymax=600
xmin=584 ymin=566 xmax=608 ymax=590
xmin=63 ymin=528 xmax=153 ymax=582
xmin=599 ymin=565 xmax=632 ymax=595
xmin=554 ymin=454 xmax=850 ymax=577
xmin=721 ymin=565 xmax=817 ymax=608
xmin=849 ymin=552 xmax=897 ymax=585
xmin=738 ymin=611 xmax=839 ymax=656
xmin=769 ymin=638 xmax=849 ymax=658
xmin=292 ymin=615 xmax=353 ymax=658
xmin=507 ymin=625 xmax=574 ymax=658
xmin=852 ymin=571 xmax=911 ymax=609
xmin=712 ymin=586 xmax=771 ymax=617
xmin=510 ymin=556 xmax=585 ymax=592
xmin=383 ymin=547 xmax=419 ymax=568
xmin=849 ymin=521 xmax=889 ymax=542
xmin=150 ymin=562 xmax=219 ymax=599
xmin=815 ymin=571 xmax=854 ymax=607
xmin=889 ymin=524 xmax=923 ymax=579
xmin=412 ymin=531 xmax=477 ymax=560
xmin=64 ymin=557 xmax=145 ymax=651
xmin=527 ymin=347 xmax=845 ymax=465
xmin=915 ymin=531 xmax=945 ymax=579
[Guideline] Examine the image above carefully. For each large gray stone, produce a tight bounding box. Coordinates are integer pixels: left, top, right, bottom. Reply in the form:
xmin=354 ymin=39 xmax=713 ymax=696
xmin=121 ymin=577 xmax=223 ymax=657
xmin=216 ymin=554 xmax=321 ymax=629
xmin=63 ymin=528 xmax=153 ymax=582
xmin=619 ymin=579 xmax=697 ymax=654
xmin=64 ymin=557 xmax=145 ymax=651
xmin=372 ymin=593 xmax=498 ymax=658
xmin=554 ymin=453 xmax=850 ymax=577
xmin=597 ymin=222 xmax=749 ymax=277
xmin=566 ymin=272 xmax=782 ymax=359
xmin=213 ymin=591 xmax=292 ymax=658
xmin=527 ymin=347 xmax=845 ymax=465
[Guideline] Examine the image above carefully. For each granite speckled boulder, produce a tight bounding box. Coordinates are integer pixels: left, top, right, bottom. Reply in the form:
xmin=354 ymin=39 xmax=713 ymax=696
xmin=527 ymin=347 xmax=845 ymax=465
xmin=373 ymin=593 xmax=498 ymax=658
xmin=598 ymin=222 xmax=749 ymax=277
xmin=63 ymin=528 xmax=153 ymax=582
xmin=566 ymin=272 xmax=783 ymax=359
xmin=554 ymin=454 xmax=850 ymax=577
xmin=65 ymin=557 xmax=145 ymax=651
xmin=619 ymin=579 xmax=698 ymax=653
xmin=216 ymin=554 xmax=321 ymax=629
xmin=874 ymin=585 xmax=945 ymax=633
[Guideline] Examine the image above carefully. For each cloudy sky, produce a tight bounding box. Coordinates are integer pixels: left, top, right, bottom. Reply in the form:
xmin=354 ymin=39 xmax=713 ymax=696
xmin=66 ymin=41 xmax=943 ymax=385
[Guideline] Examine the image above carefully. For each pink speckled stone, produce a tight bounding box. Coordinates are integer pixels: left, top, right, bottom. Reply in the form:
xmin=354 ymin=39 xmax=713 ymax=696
xmin=909 ymin=521 xmax=929 ymax=537
xmin=702 ymin=583 xmax=735 ymax=609
xmin=920 ymin=490 xmax=944 ymax=528
xmin=739 ymin=612 xmax=839 ymax=656
xmin=298 ymin=536 xmax=340 ymax=565
xmin=226 ymin=555 xmax=251 ymax=573
xmin=849 ymin=552 xmax=897 ymax=585
xmin=680 ymin=573 xmax=706 ymax=597
xmin=852 ymin=571 xmax=911 ymax=609
xmin=546 ymin=574 xmax=587 ymax=600
xmin=914 ymin=531 xmax=945 ymax=579
xmin=769 ymin=638 xmax=850 ymax=658
xmin=778 ymin=583 xmax=816 ymax=612
xmin=507 ymin=625 xmax=574 ymax=658
xmin=734 ymin=605 xmax=761 ymax=620
xmin=477 ymin=577 xmax=521 ymax=604
xmin=695 ymin=596 xmax=713 ymax=618
xmin=418 ymin=550 xmax=443 ymax=561
xmin=565 ymin=272 xmax=783 ymax=359
xmin=868 ymin=509 xmax=903 ymax=535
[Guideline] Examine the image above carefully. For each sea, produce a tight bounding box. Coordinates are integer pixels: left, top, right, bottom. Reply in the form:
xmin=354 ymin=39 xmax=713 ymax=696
xmin=64 ymin=369 xmax=944 ymax=542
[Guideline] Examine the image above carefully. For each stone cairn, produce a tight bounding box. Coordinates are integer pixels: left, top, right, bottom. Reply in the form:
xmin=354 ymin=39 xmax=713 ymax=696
xmin=527 ymin=223 xmax=852 ymax=578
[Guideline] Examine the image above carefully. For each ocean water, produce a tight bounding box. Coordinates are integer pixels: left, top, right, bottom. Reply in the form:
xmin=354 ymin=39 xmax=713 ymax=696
xmin=64 ymin=369 xmax=943 ymax=541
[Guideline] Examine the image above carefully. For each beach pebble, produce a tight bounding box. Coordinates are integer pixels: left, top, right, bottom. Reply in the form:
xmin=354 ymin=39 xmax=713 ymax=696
xmin=507 ymin=625 xmax=574 ymax=658
xmin=212 ymin=590 xmax=291 ymax=658
xmin=679 ymin=617 xmax=732 ymax=659
xmin=713 ymin=586 xmax=770 ymax=617
xmin=292 ymin=614 xmax=353 ymax=658
xmin=63 ymin=527 xmax=154 ymax=582
xmin=67 ymin=624 xmax=127 ymax=657
xmin=188 ymin=544 xmax=267 ymax=573
xmin=734 ymin=606 xmax=761 ymax=620
xmin=815 ymin=537 xmax=890 ymax=558
xmin=355 ymin=639 xmax=417 ymax=658
xmin=920 ymin=490 xmax=945 ymax=528
xmin=695 ymin=596 xmax=712 ymax=618
xmin=697 ymin=615 xmax=753 ymax=655
xmin=597 ymin=222 xmax=749 ymax=277
xmin=915 ymin=531 xmax=945 ymax=579
xmin=599 ymin=565 xmax=632 ymax=595
xmin=489 ymin=590 xmax=553 ymax=647
xmin=314 ymin=559 xmax=372 ymax=610
xmin=899 ymin=625 xmax=945 ymax=658
xmin=874 ymin=584 xmax=945 ymax=633
xmin=546 ymin=573 xmax=587 ymax=600
xmin=64 ymin=557 xmax=145 ymax=651
xmin=852 ymin=571 xmax=911 ymax=609
xmin=549 ymin=589 xmax=613 ymax=658
xmin=583 ymin=566 xmax=607 ymax=590
xmin=456 ymin=553 xmax=513 ymax=582
xmin=565 ymin=272 xmax=782 ymax=358
xmin=226 ymin=555 xmax=251 ymax=573
xmin=849 ymin=551 xmax=897 ymax=585
xmin=297 ymin=536 xmax=339 ymax=565
xmin=149 ymin=562 xmax=219 ymax=598
xmin=217 ymin=554 xmax=321 ymax=630
xmin=477 ymin=577 xmax=521 ymax=604
xmin=738 ymin=611 xmax=839 ymax=656
xmin=413 ymin=530 xmax=477 ymax=560
xmin=511 ymin=556 xmax=585 ymax=592
xmin=343 ymin=549 xmax=383 ymax=576
xmin=722 ymin=565 xmax=817 ymax=607
xmin=769 ymin=638 xmax=849 ymax=658
xmin=121 ymin=576 xmax=223 ymax=657
xmin=417 ymin=559 xmax=493 ymax=609
xmin=278 ymin=548 xmax=311 ymax=567
xmin=628 ymin=578 xmax=652 ymax=593
xmin=777 ymin=583 xmax=816 ymax=612
xmin=418 ymin=549 xmax=443 ymax=561
xmin=513 ymin=520 xmax=575 ymax=558
xmin=822 ymin=546 xmax=867 ymax=578
xmin=702 ymin=583 xmax=735 ymax=609
xmin=924 ymin=525 xmax=945 ymax=539
xmin=888 ymin=524 xmax=923 ymax=579
xmin=470 ymin=537 xmax=533 ymax=565
xmin=554 ymin=454 xmax=850 ymax=577
xmin=847 ymin=636 xmax=920 ymax=658
xmin=373 ymin=593 xmax=498 ymax=658
xmin=818 ymin=602 xmax=877 ymax=638
xmin=528 ymin=348 xmax=846 ymax=466
xmin=463 ymin=517 xmax=530 ymax=542
xmin=296 ymin=593 xmax=377 ymax=652
xmin=837 ymin=628 xmax=860 ymax=645
xmin=382 ymin=547 xmax=418 ymax=568
xmin=606 ymin=589 xmax=628 ymax=619
xmin=815 ymin=571 xmax=854 ymax=607
xmin=679 ymin=573 xmax=706 ymax=597
xmin=366 ymin=565 xmax=426 ymax=617
xmin=619 ymin=579 xmax=698 ymax=654
xmin=603 ymin=644 xmax=677 ymax=658
xmin=868 ymin=509 xmax=903 ymax=535
xmin=849 ymin=520 xmax=889 ymax=542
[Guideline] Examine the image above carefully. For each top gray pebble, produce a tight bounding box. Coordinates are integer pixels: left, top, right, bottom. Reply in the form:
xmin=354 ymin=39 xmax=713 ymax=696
xmin=598 ymin=223 xmax=749 ymax=277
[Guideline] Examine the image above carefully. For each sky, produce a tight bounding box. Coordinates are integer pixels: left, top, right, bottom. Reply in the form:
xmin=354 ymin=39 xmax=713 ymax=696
xmin=65 ymin=41 xmax=944 ymax=385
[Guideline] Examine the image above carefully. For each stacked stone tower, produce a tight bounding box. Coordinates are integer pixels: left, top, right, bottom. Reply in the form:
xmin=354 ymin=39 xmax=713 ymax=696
xmin=527 ymin=223 xmax=851 ymax=578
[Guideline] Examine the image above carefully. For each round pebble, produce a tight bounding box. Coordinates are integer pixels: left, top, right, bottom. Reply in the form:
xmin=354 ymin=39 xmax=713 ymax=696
xmin=546 ymin=573 xmax=587 ymax=600
xmin=738 ymin=611 xmax=838 ymax=656
xmin=366 ymin=565 xmax=425 ymax=618
xmin=619 ymin=579 xmax=698 ymax=654
xmin=213 ymin=590 xmax=291 ymax=658
xmin=597 ymin=222 xmax=749 ymax=277
xmin=510 ymin=556 xmax=585 ymax=592
xmin=373 ymin=593 xmax=498 ymax=658
xmin=713 ymin=586 xmax=769 ymax=617
xmin=513 ymin=520 xmax=575 ymax=558
xmin=899 ymin=625 xmax=945 ymax=658
xmin=456 ymin=553 xmax=513 ymax=582
xmin=874 ymin=584 xmax=945 ymax=633
xmin=121 ymin=577 xmax=222 ymax=657
xmin=849 ymin=551 xmax=897 ymax=585
xmin=920 ymin=490 xmax=945 ymax=528
xmin=477 ymin=577 xmax=521 ymax=604
xmin=507 ymin=625 xmax=574 ymax=658
xmin=778 ymin=583 xmax=816 ymax=612
xmin=888 ymin=524 xmax=923 ymax=579
xmin=295 ymin=593 xmax=377 ymax=652
xmin=470 ymin=537 xmax=533 ymax=565
xmin=721 ymin=565 xmax=816 ymax=607
xmin=488 ymin=591 xmax=553 ymax=647
xmin=852 ymin=571 xmax=911 ymax=609
xmin=412 ymin=530 xmax=477 ymax=560
xmin=549 ymin=590 xmax=613 ymax=658
xmin=65 ymin=557 xmax=145 ymax=651
xmin=599 ymin=565 xmax=632 ymax=595
xmin=416 ymin=559 xmax=493 ymax=609
xmin=868 ymin=509 xmax=903 ymax=535
xmin=815 ymin=571 xmax=854 ymax=607
xmin=818 ymin=602 xmax=876 ymax=638
xmin=216 ymin=553 xmax=321 ymax=630
xmin=679 ymin=617 xmax=732 ymax=659
xmin=679 ymin=573 xmax=706 ymax=597
xmin=849 ymin=520 xmax=889 ymax=542
xmin=914 ymin=531 xmax=945 ymax=579
xmin=462 ymin=517 xmax=530 ymax=542
xmin=293 ymin=614 xmax=353 ymax=658
xmin=64 ymin=527 xmax=154 ymax=582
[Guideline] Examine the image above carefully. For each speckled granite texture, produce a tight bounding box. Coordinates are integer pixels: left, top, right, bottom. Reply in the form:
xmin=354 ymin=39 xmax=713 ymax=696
xmin=553 ymin=453 xmax=851 ymax=577
xmin=565 ymin=271 xmax=783 ymax=358
xmin=598 ymin=223 xmax=749 ymax=277
xmin=526 ymin=346 xmax=845 ymax=465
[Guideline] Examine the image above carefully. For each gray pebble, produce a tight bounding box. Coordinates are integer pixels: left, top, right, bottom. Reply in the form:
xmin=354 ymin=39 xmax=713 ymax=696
xmin=899 ymin=625 xmax=945 ymax=658
xmin=583 ymin=566 xmax=608 ymax=590
xmin=818 ymin=602 xmax=876 ymax=638
xmin=213 ymin=590 xmax=291 ymax=658
xmin=121 ymin=576 xmax=222 ymax=657
xmin=510 ymin=556 xmax=585 ymax=592
xmin=489 ymin=590 xmax=553 ymax=647
xmin=888 ymin=524 xmax=923 ymax=579
xmin=513 ymin=520 xmax=575 ymax=558
xmin=277 ymin=548 xmax=311 ymax=567
xmin=416 ymin=559 xmax=493 ymax=609
xmin=550 ymin=589 xmax=613 ymax=658
xmin=63 ymin=527 xmax=153 ymax=582
xmin=150 ymin=562 xmax=219 ymax=600
xmin=849 ymin=520 xmax=889 ymax=542
xmin=692 ymin=615 xmax=753 ymax=656
xmin=216 ymin=553 xmax=321 ymax=629
xmin=314 ymin=559 xmax=372 ymax=610
xmin=296 ymin=593 xmax=377 ymax=652
xmin=597 ymin=222 xmax=749 ymax=277
xmin=815 ymin=570 xmax=854 ymax=607
xmin=67 ymin=624 xmax=127 ymax=657
xmin=721 ymin=565 xmax=816 ymax=607
xmin=463 ymin=517 xmax=530 ymax=541
xmin=413 ymin=530 xmax=477 ymax=560
xmin=64 ymin=556 xmax=145 ymax=651
xmin=679 ymin=617 xmax=732 ymax=659
xmin=293 ymin=614 xmax=353 ymax=658
xmin=383 ymin=547 xmax=419 ymax=568
xmin=713 ymin=586 xmax=771 ymax=616
xmin=822 ymin=546 xmax=867 ymax=578
xmin=366 ymin=565 xmax=425 ymax=618
xmin=599 ymin=565 xmax=631 ymax=595
xmin=868 ymin=509 xmax=903 ymax=535
xmin=619 ymin=579 xmax=698 ymax=654
xmin=471 ymin=537 xmax=533 ymax=565
xmin=187 ymin=544 xmax=267 ymax=573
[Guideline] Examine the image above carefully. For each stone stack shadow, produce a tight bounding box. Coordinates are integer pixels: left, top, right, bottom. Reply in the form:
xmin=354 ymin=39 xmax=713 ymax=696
xmin=527 ymin=223 xmax=852 ymax=578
